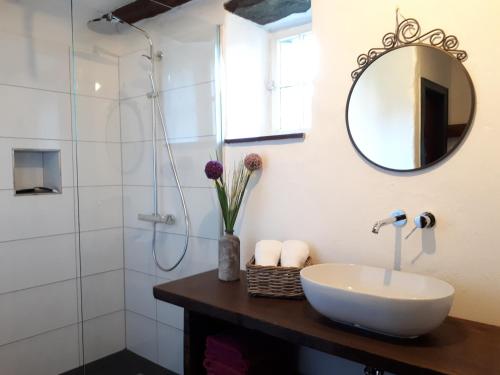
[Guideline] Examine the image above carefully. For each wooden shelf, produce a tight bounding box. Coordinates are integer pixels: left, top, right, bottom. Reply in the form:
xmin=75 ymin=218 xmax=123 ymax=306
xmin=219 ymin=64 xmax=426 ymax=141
xmin=153 ymin=270 xmax=500 ymax=375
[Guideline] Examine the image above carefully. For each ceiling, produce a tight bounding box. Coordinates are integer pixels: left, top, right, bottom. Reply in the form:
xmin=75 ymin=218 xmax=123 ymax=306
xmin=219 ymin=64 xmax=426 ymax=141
xmin=100 ymin=0 xmax=311 ymax=26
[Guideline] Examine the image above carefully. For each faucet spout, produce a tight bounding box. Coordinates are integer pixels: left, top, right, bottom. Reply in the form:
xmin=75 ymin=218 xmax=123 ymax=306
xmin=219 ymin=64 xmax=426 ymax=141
xmin=372 ymin=217 xmax=396 ymax=234
xmin=372 ymin=211 xmax=407 ymax=234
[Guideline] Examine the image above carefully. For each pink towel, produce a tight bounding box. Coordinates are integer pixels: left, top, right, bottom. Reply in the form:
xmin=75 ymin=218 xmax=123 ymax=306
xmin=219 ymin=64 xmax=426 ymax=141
xmin=206 ymin=333 xmax=248 ymax=361
xmin=203 ymin=358 xmax=246 ymax=375
xmin=204 ymin=349 xmax=250 ymax=372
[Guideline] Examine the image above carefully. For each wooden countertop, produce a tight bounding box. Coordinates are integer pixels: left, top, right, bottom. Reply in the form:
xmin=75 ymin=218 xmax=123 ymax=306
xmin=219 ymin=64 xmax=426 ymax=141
xmin=153 ymin=270 xmax=500 ymax=375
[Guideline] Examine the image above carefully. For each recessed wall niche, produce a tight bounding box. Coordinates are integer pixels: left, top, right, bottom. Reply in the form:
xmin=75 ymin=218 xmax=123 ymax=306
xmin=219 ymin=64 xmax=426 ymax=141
xmin=13 ymin=149 xmax=62 ymax=195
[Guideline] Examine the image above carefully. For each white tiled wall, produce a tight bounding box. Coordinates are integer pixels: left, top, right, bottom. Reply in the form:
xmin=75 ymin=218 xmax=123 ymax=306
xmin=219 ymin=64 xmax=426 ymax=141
xmin=0 ymin=234 xmax=77 ymax=294
xmin=0 ymin=31 xmax=70 ymax=93
xmin=0 ymin=1 xmax=82 ymax=373
xmin=73 ymin=48 xmax=120 ymax=99
xmin=120 ymin=95 xmax=154 ymax=142
xmin=0 ymin=0 xmax=126 ymax=373
xmin=82 ymin=310 xmax=126 ymax=364
xmin=0 ymin=325 xmax=80 ymax=375
xmin=73 ymin=27 xmax=126 ymax=367
xmin=159 ymin=82 xmax=217 ymax=139
xmin=75 ymin=95 xmax=121 ymax=142
xmin=78 ymin=186 xmax=123 ymax=232
xmin=120 ymin=15 xmax=221 ymax=374
xmin=118 ymin=49 xmax=152 ymax=100
xmin=76 ymin=142 xmax=122 ymax=186
xmin=125 ymin=310 xmax=159 ymax=363
xmin=80 ymin=228 xmax=124 ymax=276
xmin=0 ymin=0 xmax=73 ymax=46
xmin=0 ymin=279 xmax=78 ymax=346
xmin=0 ymin=85 xmax=72 ymax=140
xmin=158 ymin=322 xmax=184 ymax=374
xmin=81 ymin=270 xmax=125 ymax=321
xmin=125 ymin=269 xmax=157 ymax=320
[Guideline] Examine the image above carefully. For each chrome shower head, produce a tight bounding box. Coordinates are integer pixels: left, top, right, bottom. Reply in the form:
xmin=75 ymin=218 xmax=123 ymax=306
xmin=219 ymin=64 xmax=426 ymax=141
xmin=87 ymin=11 xmax=155 ymax=63
xmin=87 ymin=13 xmax=126 ymax=34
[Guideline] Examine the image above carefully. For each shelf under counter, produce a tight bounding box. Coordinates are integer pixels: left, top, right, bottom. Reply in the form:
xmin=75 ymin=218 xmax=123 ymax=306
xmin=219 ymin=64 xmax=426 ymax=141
xmin=153 ymin=270 xmax=500 ymax=375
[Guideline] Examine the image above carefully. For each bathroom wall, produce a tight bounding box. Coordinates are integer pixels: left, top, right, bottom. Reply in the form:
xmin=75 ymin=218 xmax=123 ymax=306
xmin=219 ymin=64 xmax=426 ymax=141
xmin=0 ymin=1 xmax=80 ymax=374
xmin=72 ymin=0 xmax=127 ymax=366
xmin=225 ymin=0 xmax=500 ymax=373
xmin=119 ymin=1 xmax=223 ymax=372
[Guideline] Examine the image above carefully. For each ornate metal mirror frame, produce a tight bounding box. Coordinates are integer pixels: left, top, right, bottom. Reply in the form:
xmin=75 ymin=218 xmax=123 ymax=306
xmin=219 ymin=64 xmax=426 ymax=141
xmin=351 ymin=15 xmax=468 ymax=81
xmin=345 ymin=13 xmax=475 ymax=172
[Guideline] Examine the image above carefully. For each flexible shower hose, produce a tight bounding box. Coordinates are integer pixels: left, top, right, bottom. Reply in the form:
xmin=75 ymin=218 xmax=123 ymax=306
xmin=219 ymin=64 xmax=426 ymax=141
xmin=149 ymin=73 xmax=190 ymax=272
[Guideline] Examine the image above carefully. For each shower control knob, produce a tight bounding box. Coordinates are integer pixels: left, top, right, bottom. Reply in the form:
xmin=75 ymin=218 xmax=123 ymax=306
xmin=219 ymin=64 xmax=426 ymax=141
xmin=405 ymin=212 xmax=436 ymax=239
xmin=415 ymin=212 xmax=436 ymax=229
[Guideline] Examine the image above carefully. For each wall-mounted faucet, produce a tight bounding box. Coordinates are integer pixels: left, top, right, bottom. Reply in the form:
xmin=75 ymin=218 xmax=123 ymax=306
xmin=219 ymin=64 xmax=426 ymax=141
xmin=372 ymin=210 xmax=407 ymax=234
xmin=405 ymin=212 xmax=436 ymax=239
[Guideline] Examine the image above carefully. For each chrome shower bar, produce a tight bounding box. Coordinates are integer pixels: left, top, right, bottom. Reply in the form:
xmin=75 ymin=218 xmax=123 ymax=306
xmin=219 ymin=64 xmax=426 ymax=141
xmin=138 ymin=213 xmax=175 ymax=225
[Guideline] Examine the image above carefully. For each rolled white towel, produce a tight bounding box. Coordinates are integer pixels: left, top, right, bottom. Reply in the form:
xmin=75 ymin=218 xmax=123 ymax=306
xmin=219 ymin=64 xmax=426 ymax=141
xmin=254 ymin=240 xmax=282 ymax=266
xmin=280 ymin=240 xmax=310 ymax=268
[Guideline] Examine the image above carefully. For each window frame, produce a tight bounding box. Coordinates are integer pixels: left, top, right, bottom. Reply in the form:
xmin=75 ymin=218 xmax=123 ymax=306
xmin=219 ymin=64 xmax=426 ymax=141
xmin=269 ymin=23 xmax=313 ymax=133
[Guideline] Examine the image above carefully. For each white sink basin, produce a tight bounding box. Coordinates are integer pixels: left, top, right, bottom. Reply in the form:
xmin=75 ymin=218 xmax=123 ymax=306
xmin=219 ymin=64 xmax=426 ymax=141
xmin=300 ymin=263 xmax=454 ymax=338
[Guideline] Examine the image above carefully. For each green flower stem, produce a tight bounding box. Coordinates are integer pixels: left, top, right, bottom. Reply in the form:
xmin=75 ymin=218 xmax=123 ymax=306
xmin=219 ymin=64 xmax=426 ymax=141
xmin=213 ymin=162 xmax=254 ymax=234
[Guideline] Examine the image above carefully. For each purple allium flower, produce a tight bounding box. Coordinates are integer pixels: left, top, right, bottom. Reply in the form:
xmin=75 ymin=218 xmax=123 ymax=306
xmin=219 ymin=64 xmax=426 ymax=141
xmin=244 ymin=153 xmax=262 ymax=171
xmin=204 ymin=160 xmax=223 ymax=180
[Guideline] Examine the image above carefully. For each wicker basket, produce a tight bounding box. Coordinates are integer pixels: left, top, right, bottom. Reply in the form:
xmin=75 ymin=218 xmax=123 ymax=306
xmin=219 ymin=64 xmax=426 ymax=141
xmin=246 ymin=256 xmax=312 ymax=299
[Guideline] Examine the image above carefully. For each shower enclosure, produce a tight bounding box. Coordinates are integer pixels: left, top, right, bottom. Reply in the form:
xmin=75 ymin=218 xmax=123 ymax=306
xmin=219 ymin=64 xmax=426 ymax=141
xmin=0 ymin=0 xmax=222 ymax=374
xmin=87 ymin=12 xmax=191 ymax=272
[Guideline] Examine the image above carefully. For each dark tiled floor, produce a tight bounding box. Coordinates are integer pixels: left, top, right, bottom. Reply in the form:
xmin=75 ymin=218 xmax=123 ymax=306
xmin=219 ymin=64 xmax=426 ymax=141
xmin=61 ymin=349 xmax=176 ymax=375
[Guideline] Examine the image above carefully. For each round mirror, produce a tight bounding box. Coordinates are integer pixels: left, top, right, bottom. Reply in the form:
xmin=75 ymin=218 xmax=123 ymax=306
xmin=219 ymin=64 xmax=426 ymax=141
xmin=346 ymin=45 xmax=475 ymax=171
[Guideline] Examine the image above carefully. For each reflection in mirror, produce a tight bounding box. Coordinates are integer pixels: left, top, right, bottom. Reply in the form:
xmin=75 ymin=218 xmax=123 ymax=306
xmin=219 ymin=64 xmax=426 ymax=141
xmin=223 ymin=0 xmax=313 ymax=140
xmin=347 ymin=45 xmax=474 ymax=171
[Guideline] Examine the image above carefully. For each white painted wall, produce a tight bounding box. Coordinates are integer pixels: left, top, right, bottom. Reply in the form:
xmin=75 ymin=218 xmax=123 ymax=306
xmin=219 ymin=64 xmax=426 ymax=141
xmin=225 ymin=0 xmax=500 ymax=372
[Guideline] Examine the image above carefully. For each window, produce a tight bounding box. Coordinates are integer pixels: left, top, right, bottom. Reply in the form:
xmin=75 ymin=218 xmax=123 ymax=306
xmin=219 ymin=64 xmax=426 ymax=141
xmin=222 ymin=12 xmax=313 ymax=141
xmin=270 ymin=26 xmax=313 ymax=133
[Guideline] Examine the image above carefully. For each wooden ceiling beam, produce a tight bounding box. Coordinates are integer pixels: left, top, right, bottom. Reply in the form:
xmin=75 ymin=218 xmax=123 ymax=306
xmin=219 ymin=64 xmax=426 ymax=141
xmin=224 ymin=0 xmax=310 ymax=25
xmin=112 ymin=0 xmax=192 ymax=24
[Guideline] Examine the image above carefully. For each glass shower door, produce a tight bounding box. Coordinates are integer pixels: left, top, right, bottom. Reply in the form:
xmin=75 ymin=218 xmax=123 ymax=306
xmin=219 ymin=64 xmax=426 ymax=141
xmin=0 ymin=1 xmax=82 ymax=374
xmin=71 ymin=1 xmax=127 ymax=373
xmin=71 ymin=1 xmax=222 ymax=374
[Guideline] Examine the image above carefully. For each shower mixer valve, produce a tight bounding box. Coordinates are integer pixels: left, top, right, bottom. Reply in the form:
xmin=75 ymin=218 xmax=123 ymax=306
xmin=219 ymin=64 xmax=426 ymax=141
xmin=405 ymin=212 xmax=436 ymax=239
xmin=138 ymin=213 xmax=175 ymax=225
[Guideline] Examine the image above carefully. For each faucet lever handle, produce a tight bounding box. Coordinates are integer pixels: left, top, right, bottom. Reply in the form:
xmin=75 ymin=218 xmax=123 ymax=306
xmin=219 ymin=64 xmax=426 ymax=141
xmin=404 ymin=225 xmax=418 ymax=240
xmin=405 ymin=212 xmax=436 ymax=240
